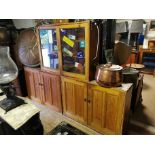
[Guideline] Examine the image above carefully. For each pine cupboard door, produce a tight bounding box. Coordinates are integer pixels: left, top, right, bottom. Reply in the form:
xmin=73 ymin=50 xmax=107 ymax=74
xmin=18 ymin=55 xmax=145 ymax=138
xmin=61 ymin=77 xmax=87 ymax=125
xmin=32 ymin=69 xmax=42 ymax=103
xmin=88 ymin=85 xmax=125 ymax=134
xmin=24 ymin=68 xmax=35 ymax=99
xmin=40 ymin=71 xmax=62 ymax=112
xmin=24 ymin=68 xmax=42 ymax=103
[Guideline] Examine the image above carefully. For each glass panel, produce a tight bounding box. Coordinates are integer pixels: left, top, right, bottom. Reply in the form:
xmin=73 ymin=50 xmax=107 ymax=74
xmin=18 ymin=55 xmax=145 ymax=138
xmin=39 ymin=29 xmax=59 ymax=69
xmin=60 ymin=28 xmax=85 ymax=74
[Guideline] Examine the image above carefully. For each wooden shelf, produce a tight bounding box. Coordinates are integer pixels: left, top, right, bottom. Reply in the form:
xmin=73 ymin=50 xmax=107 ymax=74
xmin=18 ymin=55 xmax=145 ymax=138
xmin=139 ymin=48 xmax=155 ymax=64
xmin=143 ymin=48 xmax=155 ymax=53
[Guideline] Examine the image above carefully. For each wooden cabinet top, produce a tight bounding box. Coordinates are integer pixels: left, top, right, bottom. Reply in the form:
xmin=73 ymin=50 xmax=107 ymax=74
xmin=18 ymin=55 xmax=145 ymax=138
xmin=37 ymin=21 xmax=90 ymax=28
xmin=24 ymin=66 xmax=41 ymax=71
xmin=89 ymin=80 xmax=132 ymax=93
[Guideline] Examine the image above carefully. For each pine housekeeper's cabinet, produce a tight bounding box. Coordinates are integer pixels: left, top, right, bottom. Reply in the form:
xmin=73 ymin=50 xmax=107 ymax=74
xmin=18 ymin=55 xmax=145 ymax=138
xmin=24 ymin=21 xmax=133 ymax=134
xmin=37 ymin=21 xmax=99 ymax=81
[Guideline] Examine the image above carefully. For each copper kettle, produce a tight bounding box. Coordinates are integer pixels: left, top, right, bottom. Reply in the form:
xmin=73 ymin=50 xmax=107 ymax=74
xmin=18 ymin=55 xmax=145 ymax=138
xmin=95 ymin=63 xmax=123 ymax=87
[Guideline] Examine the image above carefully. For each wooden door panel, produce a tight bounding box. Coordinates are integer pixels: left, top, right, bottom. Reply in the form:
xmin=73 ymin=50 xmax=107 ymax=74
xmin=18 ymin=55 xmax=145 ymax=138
xmin=33 ymin=70 xmax=42 ymax=103
xmin=105 ymin=94 xmax=119 ymax=132
xmin=41 ymin=72 xmax=62 ymax=112
xmin=88 ymin=87 xmax=106 ymax=132
xmin=24 ymin=68 xmax=42 ymax=103
xmin=24 ymin=69 xmax=35 ymax=99
xmin=29 ymin=72 xmax=35 ymax=99
xmin=64 ymin=82 xmax=75 ymax=115
xmin=61 ymin=77 xmax=87 ymax=124
xmin=92 ymin=90 xmax=104 ymax=125
xmin=88 ymin=85 xmax=124 ymax=134
xmin=74 ymin=83 xmax=87 ymax=123
xmin=41 ymin=73 xmax=52 ymax=105
xmin=51 ymin=76 xmax=61 ymax=111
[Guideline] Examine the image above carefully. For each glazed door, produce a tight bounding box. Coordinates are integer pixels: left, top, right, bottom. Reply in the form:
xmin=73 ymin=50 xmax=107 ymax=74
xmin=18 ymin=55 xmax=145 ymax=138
xmin=38 ymin=27 xmax=60 ymax=73
xmin=88 ymin=85 xmax=124 ymax=134
xmin=61 ymin=77 xmax=87 ymax=124
xmin=60 ymin=22 xmax=90 ymax=81
xmin=40 ymin=71 xmax=62 ymax=112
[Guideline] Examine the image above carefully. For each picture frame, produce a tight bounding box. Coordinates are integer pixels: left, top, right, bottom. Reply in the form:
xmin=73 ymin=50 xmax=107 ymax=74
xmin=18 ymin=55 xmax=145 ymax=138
xmin=149 ymin=20 xmax=155 ymax=31
xmin=148 ymin=40 xmax=155 ymax=49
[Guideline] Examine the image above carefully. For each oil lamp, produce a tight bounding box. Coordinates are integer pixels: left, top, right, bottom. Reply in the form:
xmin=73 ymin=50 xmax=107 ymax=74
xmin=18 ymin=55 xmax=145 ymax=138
xmin=0 ymin=46 xmax=26 ymax=112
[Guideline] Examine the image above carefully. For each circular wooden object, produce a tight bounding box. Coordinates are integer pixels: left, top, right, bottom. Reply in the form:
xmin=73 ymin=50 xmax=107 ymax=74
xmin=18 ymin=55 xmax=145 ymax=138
xmin=17 ymin=29 xmax=40 ymax=67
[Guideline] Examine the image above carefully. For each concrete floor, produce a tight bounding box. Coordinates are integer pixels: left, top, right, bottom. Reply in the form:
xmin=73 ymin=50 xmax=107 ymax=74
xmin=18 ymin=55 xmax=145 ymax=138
xmin=33 ymin=101 xmax=100 ymax=135
xmin=131 ymin=74 xmax=155 ymax=125
xmin=129 ymin=74 xmax=155 ymax=134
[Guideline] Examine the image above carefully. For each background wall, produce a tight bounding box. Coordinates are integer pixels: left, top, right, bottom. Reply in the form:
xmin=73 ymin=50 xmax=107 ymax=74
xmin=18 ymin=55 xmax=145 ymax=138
xmin=12 ymin=19 xmax=155 ymax=48
xmin=12 ymin=19 xmax=36 ymax=29
xmin=116 ymin=19 xmax=155 ymax=48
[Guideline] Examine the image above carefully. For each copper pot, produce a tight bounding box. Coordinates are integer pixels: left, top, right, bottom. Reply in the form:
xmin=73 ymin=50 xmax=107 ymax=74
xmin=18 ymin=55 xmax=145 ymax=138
xmin=95 ymin=63 xmax=123 ymax=87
